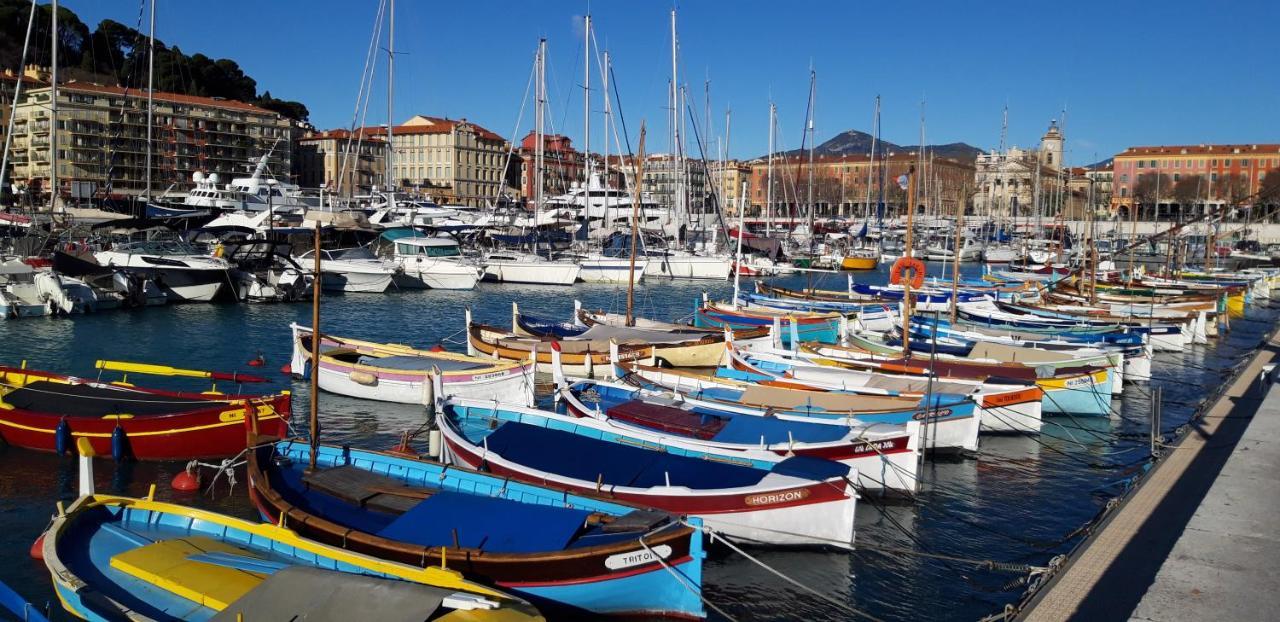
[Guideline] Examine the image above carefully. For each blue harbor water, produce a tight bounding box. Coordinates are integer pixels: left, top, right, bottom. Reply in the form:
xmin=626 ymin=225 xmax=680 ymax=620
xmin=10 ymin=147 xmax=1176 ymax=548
xmin=0 ymin=264 xmax=1273 ymax=621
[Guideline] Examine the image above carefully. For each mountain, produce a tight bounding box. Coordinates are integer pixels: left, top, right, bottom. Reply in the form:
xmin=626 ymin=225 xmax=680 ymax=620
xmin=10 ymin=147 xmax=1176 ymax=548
xmin=771 ymin=129 xmax=985 ymax=162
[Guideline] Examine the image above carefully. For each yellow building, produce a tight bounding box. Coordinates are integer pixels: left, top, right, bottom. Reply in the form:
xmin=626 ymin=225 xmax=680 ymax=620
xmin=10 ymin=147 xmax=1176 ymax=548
xmin=293 ymin=129 xmax=386 ymax=196
xmin=372 ymin=115 xmax=510 ymax=207
xmin=709 ymin=160 xmax=752 ymax=216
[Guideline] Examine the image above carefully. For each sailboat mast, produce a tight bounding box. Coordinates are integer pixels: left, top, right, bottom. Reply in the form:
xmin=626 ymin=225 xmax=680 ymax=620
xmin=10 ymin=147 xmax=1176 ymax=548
xmin=308 ymin=221 xmax=323 ymax=472
xmin=601 ymin=48 xmax=610 ymax=194
xmin=385 ymin=0 xmax=395 ymax=194
xmin=49 ymin=0 xmax=58 ymax=212
xmin=805 ymin=70 xmax=816 ymax=244
xmin=626 ymin=125 xmax=647 ymax=327
xmin=535 ymin=39 xmax=546 ymax=252
xmin=863 ymin=96 xmax=879 ymax=220
xmin=766 ymin=102 xmax=775 ymax=235
xmin=0 ymin=0 xmax=37 ymax=199
xmin=144 ymin=0 xmax=155 ymax=202
xmin=582 ymin=13 xmax=591 ymax=239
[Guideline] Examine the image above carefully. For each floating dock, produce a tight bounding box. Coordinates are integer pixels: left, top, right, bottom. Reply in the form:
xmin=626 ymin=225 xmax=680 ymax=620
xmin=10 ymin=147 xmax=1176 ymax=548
xmin=1018 ymin=331 xmax=1280 ymax=621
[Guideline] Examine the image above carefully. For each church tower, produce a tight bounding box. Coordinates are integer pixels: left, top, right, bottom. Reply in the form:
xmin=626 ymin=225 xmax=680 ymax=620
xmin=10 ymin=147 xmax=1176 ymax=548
xmin=1039 ymin=120 xmax=1064 ymax=170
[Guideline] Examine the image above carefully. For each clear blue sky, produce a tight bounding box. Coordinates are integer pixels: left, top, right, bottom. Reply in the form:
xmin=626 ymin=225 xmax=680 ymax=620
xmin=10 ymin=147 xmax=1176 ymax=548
xmin=59 ymin=0 xmax=1279 ymax=165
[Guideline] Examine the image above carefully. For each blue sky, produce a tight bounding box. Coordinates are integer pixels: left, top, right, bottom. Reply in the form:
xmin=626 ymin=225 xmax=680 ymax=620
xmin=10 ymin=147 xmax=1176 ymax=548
xmin=59 ymin=0 xmax=1278 ymax=164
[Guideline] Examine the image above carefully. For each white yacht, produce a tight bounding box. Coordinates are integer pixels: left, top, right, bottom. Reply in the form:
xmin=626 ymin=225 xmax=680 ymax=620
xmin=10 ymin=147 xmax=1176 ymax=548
xmin=544 ymin=173 xmax=670 ymax=231
xmin=0 ymin=259 xmax=52 ymax=318
xmin=388 ymin=237 xmax=481 ymax=290
xmin=482 ymin=251 xmax=581 ymax=286
xmin=294 ymin=247 xmax=399 ymax=293
xmin=95 ymin=240 xmax=233 ymax=303
xmin=645 ymin=249 xmax=731 ymax=280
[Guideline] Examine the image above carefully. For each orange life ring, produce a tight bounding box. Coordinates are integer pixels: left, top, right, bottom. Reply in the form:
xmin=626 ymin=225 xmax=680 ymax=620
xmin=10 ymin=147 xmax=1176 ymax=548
xmin=890 ymin=257 xmax=926 ymax=288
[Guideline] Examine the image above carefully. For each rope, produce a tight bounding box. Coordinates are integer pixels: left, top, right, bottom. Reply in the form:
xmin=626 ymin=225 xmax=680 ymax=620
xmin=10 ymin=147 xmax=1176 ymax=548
xmin=682 ymin=520 xmax=884 ymax=622
xmin=635 ymin=527 xmax=737 ymax=621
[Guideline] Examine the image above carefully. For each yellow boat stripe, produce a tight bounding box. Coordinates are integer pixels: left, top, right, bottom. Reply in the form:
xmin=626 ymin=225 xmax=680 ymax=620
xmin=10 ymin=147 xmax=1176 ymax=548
xmin=0 ymin=413 xmax=283 ymax=438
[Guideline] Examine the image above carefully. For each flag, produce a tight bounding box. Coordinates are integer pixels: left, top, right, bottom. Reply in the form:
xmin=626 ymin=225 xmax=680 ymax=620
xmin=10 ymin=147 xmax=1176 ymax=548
xmin=896 ymin=174 xmax=909 ymax=190
xmin=856 ymin=221 xmax=868 ymax=239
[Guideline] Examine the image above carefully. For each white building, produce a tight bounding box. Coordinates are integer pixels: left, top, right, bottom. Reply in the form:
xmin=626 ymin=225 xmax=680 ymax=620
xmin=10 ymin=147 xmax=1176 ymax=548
xmin=973 ymin=121 xmax=1066 ymax=218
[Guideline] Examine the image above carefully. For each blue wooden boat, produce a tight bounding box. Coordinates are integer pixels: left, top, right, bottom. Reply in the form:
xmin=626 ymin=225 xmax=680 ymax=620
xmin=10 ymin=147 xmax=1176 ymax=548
xmin=438 ymin=396 xmax=860 ymax=548
xmin=246 ymin=438 xmax=706 ymax=619
xmin=695 ymin=302 xmax=842 ymax=345
xmin=0 ymin=579 xmax=48 ymax=622
xmin=41 ymin=491 xmax=542 ymax=622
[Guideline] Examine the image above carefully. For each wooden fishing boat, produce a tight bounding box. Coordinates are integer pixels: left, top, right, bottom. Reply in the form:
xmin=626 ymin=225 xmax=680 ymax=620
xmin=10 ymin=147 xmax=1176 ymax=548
xmin=43 ymin=465 xmax=540 ymax=621
xmin=439 ymin=396 xmax=859 ymax=548
xmin=289 ymin=323 xmax=535 ymax=405
xmin=245 ymin=434 xmax=705 ymax=619
xmin=802 ymin=343 xmax=1114 ymax=417
xmin=558 ymin=375 xmax=921 ymax=494
xmin=612 ymin=359 xmax=982 ymax=453
xmin=472 ymin=310 xmax=740 ymax=376
xmin=724 ymin=346 xmax=1044 ymax=434
xmin=695 ymin=301 xmax=844 ymax=346
xmin=0 ymin=361 xmax=289 ymax=461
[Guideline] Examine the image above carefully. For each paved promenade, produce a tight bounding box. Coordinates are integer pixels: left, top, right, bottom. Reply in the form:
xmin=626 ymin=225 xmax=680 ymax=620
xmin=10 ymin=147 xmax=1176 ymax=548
xmin=1019 ymin=332 xmax=1280 ymax=621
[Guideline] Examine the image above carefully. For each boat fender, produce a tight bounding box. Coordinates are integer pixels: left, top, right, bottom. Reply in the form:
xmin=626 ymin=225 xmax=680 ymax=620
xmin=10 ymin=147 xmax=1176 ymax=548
xmin=29 ymin=533 xmax=44 ymax=560
xmin=55 ymin=418 xmax=71 ymax=455
xmin=349 ymin=370 xmax=378 ymax=386
xmin=171 ymin=467 xmax=200 ymax=492
xmin=110 ymin=425 xmax=130 ymax=463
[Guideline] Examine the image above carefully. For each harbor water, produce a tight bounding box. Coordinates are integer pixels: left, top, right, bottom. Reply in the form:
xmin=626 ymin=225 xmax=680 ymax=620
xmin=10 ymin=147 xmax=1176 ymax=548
xmin=0 ymin=264 xmax=1273 ymax=621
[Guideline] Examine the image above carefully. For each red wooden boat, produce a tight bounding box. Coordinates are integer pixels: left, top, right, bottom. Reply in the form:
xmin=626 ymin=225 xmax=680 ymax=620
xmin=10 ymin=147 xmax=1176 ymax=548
xmin=0 ymin=361 xmax=290 ymax=461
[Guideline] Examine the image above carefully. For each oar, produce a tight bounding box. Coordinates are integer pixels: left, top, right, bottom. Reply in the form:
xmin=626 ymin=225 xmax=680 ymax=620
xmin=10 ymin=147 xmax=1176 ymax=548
xmin=95 ymin=360 xmax=269 ymax=383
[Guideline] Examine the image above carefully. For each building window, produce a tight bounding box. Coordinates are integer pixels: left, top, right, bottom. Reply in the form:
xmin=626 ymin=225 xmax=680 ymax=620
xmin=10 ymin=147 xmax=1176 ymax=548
xmin=1173 ymin=174 xmax=1180 ymax=182
xmin=1137 ymin=161 xmax=1145 ymax=169
xmin=1211 ymin=173 xmax=1218 ymax=182
xmin=1121 ymin=174 xmax=1129 ymax=183
xmin=1211 ymin=159 xmax=1217 ymax=167
xmin=1242 ymin=160 xmax=1250 ymax=167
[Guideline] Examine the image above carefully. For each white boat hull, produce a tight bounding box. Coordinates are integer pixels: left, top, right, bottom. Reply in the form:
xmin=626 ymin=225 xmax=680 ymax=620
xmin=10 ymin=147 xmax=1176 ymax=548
xmin=483 ymin=261 xmax=581 ymax=285
xmin=578 ymin=258 xmax=648 ymax=283
xmin=648 ymin=255 xmax=730 ymax=280
xmin=696 ymin=483 xmax=857 ymax=548
xmin=395 ymin=262 xmax=480 ymax=290
xmin=320 ymin=271 xmax=394 ymax=293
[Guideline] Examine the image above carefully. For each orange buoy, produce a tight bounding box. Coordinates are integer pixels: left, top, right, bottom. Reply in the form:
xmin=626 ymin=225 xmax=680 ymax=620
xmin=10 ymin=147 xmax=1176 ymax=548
xmin=890 ymin=257 xmax=926 ymax=289
xmin=430 ymin=344 xmax=445 ymax=352
xmin=30 ymin=533 xmax=45 ymax=560
xmin=171 ymin=469 xmax=200 ymax=492
xmin=280 ymin=363 xmax=292 ymax=375
xmin=247 ymin=354 xmax=265 ymax=368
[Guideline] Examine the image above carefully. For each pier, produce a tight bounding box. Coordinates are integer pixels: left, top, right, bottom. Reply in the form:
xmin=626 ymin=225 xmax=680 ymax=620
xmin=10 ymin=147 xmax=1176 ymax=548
xmin=1018 ymin=328 xmax=1280 ymax=621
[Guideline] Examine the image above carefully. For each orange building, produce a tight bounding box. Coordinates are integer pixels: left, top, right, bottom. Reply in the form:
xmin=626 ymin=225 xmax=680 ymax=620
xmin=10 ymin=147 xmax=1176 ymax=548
xmin=1112 ymin=144 xmax=1280 ymax=217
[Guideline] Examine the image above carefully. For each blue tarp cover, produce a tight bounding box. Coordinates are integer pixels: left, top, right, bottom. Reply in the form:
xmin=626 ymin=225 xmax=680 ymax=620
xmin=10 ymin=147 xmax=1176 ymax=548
xmin=711 ymin=415 xmax=851 ymax=445
xmin=376 ymin=491 xmax=591 ymax=553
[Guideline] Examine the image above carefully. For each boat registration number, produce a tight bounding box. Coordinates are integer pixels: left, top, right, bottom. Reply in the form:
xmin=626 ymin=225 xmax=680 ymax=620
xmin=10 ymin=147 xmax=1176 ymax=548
xmin=604 ymin=545 xmax=672 ymax=570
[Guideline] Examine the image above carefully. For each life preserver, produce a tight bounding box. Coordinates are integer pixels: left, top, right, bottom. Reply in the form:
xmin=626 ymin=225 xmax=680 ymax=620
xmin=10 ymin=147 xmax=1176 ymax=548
xmin=890 ymin=257 xmax=926 ymax=288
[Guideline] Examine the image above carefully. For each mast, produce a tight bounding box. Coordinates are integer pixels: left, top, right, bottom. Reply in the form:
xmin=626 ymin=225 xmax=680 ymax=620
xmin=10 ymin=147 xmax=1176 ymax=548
xmin=766 ymin=102 xmax=775 ymax=236
xmin=534 ymin=38 xmax=546 ymax=253
xmin=732 ymin=179 xmax=746 ymax=308
xmin=805 ymin=69 xmax=816 ymax=249
xmin=49 ymin=0 xmax=58 ymax=212
xmin=582 ymin=13 xmax=591 ymax=238
xmin=950 ymin=183 xmax=964 ymax=322
xmin=626 ymin=124 xmax=648 ymax=327
xmin=307 ymin=220 xmax=323 ymax=472
xmin=601 ymin=48 xmax=610 ymax=192
xmin=669 ymin=9 xmax=680 ymax=233
xmin=0 ymin=0 xmax=37 ymax=200
xmin=863 ymin=96 xmax=879 ymax=220
xmin=385 ymin=0 xmax=395 ymax=194
xmin=902 ymin=165 xmax=917 ymax=356
xmin=583 ymin=14 xmax=590 ymax=182
xmin=144 ymin=0 xmax=155 ymax=202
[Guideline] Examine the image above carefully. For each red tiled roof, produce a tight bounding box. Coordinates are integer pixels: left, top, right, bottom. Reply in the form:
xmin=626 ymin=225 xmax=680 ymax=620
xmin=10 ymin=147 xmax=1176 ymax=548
xmin=301 ymin=128 xmax=386 ymax=142
xmin=1118 ymin=144 xmax=1280 ymax=157
xmin=42 ymin=81 xmax=274 ymax=114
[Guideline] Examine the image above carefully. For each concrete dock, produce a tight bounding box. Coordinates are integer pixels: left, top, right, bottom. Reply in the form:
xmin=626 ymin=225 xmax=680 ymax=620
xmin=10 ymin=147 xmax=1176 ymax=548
xmin=1018 ymin=332 xmax=1280 ymax=621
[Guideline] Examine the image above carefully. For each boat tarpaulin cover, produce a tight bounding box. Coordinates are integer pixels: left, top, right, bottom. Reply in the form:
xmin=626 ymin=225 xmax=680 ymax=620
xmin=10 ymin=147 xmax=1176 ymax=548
xmin=376 ymin=491 xmax=591 ymax=553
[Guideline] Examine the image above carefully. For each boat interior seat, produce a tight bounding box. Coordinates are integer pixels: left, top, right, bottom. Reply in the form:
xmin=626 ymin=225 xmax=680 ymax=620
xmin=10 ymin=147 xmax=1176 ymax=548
xmin=108 ymin=536 xmax=270 ymax=610
xmin=301 ymin=465 xmax=426 ymax=514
